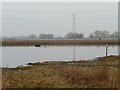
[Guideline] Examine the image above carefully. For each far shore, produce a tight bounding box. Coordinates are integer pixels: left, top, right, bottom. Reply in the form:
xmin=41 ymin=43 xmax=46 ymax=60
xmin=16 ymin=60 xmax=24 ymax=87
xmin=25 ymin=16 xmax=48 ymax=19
xmin=1 ymin=39 xmax=120 ymax=47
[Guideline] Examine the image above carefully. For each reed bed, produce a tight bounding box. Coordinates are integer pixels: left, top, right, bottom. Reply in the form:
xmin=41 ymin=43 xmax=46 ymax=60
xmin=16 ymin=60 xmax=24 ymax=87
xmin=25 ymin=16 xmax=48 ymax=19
xmin=2 ymin=39 xmax=119 ymax=46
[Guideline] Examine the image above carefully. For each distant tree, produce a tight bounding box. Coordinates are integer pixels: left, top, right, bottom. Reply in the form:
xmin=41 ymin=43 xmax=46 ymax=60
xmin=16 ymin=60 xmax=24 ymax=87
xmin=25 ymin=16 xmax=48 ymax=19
xmin=39 ymin=34 xmax=54 ymax=39
xmin=57 ymin=37 xmax=64 ymax=39
xmin=110 ymin=31 xmax=118 ymax=38
xmin=65 ymin=32 xmax=84 ymax=39
xmin=89 ymin=33 xmax=95 ymax=38
xmin=89 ymin=30 xmax=110 ymax=38
xmin=28 ymin=34 xmax=37 ymax=39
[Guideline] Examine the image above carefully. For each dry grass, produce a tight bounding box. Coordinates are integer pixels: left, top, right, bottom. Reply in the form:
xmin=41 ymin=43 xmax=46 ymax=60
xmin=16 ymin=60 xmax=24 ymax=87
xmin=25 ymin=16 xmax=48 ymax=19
xmin=2 ymin=56 xmax=120 ymax=88
xmin=2 ymin=39 xmax=119 ymax=46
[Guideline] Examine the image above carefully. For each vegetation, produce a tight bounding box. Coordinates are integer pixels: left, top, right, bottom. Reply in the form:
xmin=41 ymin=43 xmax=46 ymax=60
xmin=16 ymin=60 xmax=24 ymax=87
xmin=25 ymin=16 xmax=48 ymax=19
xmin=65 ymin=32 xmax=84 ymax=39
xmin=39 ymin=34 xmax=54 ymax=39
xmin=2 ymin=39 xmax=119 ymax=47
xmin=89 ymin=31 xmax=119 ymax=39
xmin=2 ymin=30 xmax=119 ymax=40
xmin=89 ymin=30 xmax=110 ymax=38
xmin=2 ymin=56 xmax=120 ymax=88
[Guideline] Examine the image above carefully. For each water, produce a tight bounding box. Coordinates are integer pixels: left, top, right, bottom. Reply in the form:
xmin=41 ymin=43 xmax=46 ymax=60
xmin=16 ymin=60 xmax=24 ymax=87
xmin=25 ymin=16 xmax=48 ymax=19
xmin=2 ymin=46 xmax=118 ymax=67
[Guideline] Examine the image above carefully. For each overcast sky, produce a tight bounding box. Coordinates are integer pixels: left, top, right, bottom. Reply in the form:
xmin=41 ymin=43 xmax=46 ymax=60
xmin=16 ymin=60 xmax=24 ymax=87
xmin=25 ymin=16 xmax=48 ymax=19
xmin=2 ymin=2 xmax=118 ymax=37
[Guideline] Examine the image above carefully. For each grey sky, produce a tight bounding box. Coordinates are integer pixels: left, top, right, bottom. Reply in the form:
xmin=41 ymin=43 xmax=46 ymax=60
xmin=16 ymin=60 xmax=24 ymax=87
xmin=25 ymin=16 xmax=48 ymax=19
xmin=2 ymin=2 xmax=118 ymax=37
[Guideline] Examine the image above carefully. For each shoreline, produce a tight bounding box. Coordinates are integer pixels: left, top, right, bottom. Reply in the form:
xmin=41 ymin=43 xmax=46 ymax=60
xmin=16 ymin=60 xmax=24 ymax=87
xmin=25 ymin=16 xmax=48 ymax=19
xmin=2 ymin=55 xmax=119 ymax=69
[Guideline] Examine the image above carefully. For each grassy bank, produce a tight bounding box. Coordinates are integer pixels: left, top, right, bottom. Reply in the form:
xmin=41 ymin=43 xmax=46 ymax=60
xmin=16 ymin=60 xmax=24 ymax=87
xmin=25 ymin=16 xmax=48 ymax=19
xmin=2 ymin=56 xmax=120 ymax=88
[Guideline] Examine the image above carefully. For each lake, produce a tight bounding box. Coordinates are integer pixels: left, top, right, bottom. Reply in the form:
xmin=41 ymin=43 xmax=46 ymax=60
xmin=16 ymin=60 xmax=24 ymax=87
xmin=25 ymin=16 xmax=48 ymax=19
xmin=2 ymin=46 xmax=118 ymax=67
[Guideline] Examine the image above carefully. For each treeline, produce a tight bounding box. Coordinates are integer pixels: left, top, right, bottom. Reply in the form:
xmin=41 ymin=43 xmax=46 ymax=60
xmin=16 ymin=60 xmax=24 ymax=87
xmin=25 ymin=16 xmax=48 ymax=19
xmin=89 ymin=31 xmax=118 ymax=38
xmin=3 ymin=30 xmax=119 ymax=40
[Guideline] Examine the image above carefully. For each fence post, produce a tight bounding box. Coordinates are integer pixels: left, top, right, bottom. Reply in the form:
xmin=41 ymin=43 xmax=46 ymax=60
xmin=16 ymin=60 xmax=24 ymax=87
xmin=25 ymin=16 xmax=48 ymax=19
xmin=106 ymin=44 xmax=108 ymax=57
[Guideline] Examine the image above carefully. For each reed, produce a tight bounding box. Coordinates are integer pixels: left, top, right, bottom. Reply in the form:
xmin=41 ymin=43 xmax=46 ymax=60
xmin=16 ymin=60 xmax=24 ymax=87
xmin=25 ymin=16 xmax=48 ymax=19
xmin=2 ymin=39 xmax=119 ymax=46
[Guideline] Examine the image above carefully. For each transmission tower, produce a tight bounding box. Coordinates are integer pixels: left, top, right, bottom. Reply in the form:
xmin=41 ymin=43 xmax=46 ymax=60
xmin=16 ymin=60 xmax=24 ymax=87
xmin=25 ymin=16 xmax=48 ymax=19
xmin=73 ymin=13 xmax=76 ymax=33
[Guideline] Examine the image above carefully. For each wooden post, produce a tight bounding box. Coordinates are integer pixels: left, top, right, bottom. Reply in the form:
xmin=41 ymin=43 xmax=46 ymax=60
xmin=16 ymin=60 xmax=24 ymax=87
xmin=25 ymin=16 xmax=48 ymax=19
xmin=106 ymin=44 xmax=108 ymax=57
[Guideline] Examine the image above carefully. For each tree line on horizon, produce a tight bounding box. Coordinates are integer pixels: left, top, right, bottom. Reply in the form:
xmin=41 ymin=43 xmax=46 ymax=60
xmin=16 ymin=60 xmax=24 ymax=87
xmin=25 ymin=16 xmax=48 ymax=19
xmin=3 ymin=30 xmax=119 ymax=40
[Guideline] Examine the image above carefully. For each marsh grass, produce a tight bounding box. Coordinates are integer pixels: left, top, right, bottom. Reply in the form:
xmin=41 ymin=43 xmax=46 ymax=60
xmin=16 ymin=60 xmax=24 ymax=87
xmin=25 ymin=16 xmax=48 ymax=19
xmin=2 ymin=39 xmax=119 ymax=46
xmin=2 ymin=56 xmax=120 ymax=88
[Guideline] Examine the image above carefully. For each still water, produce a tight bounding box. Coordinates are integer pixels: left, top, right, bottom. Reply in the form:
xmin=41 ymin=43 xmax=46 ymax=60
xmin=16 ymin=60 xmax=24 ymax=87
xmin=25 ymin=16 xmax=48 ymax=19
xmin=2 ymin=46 xmax=118 ymax=67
